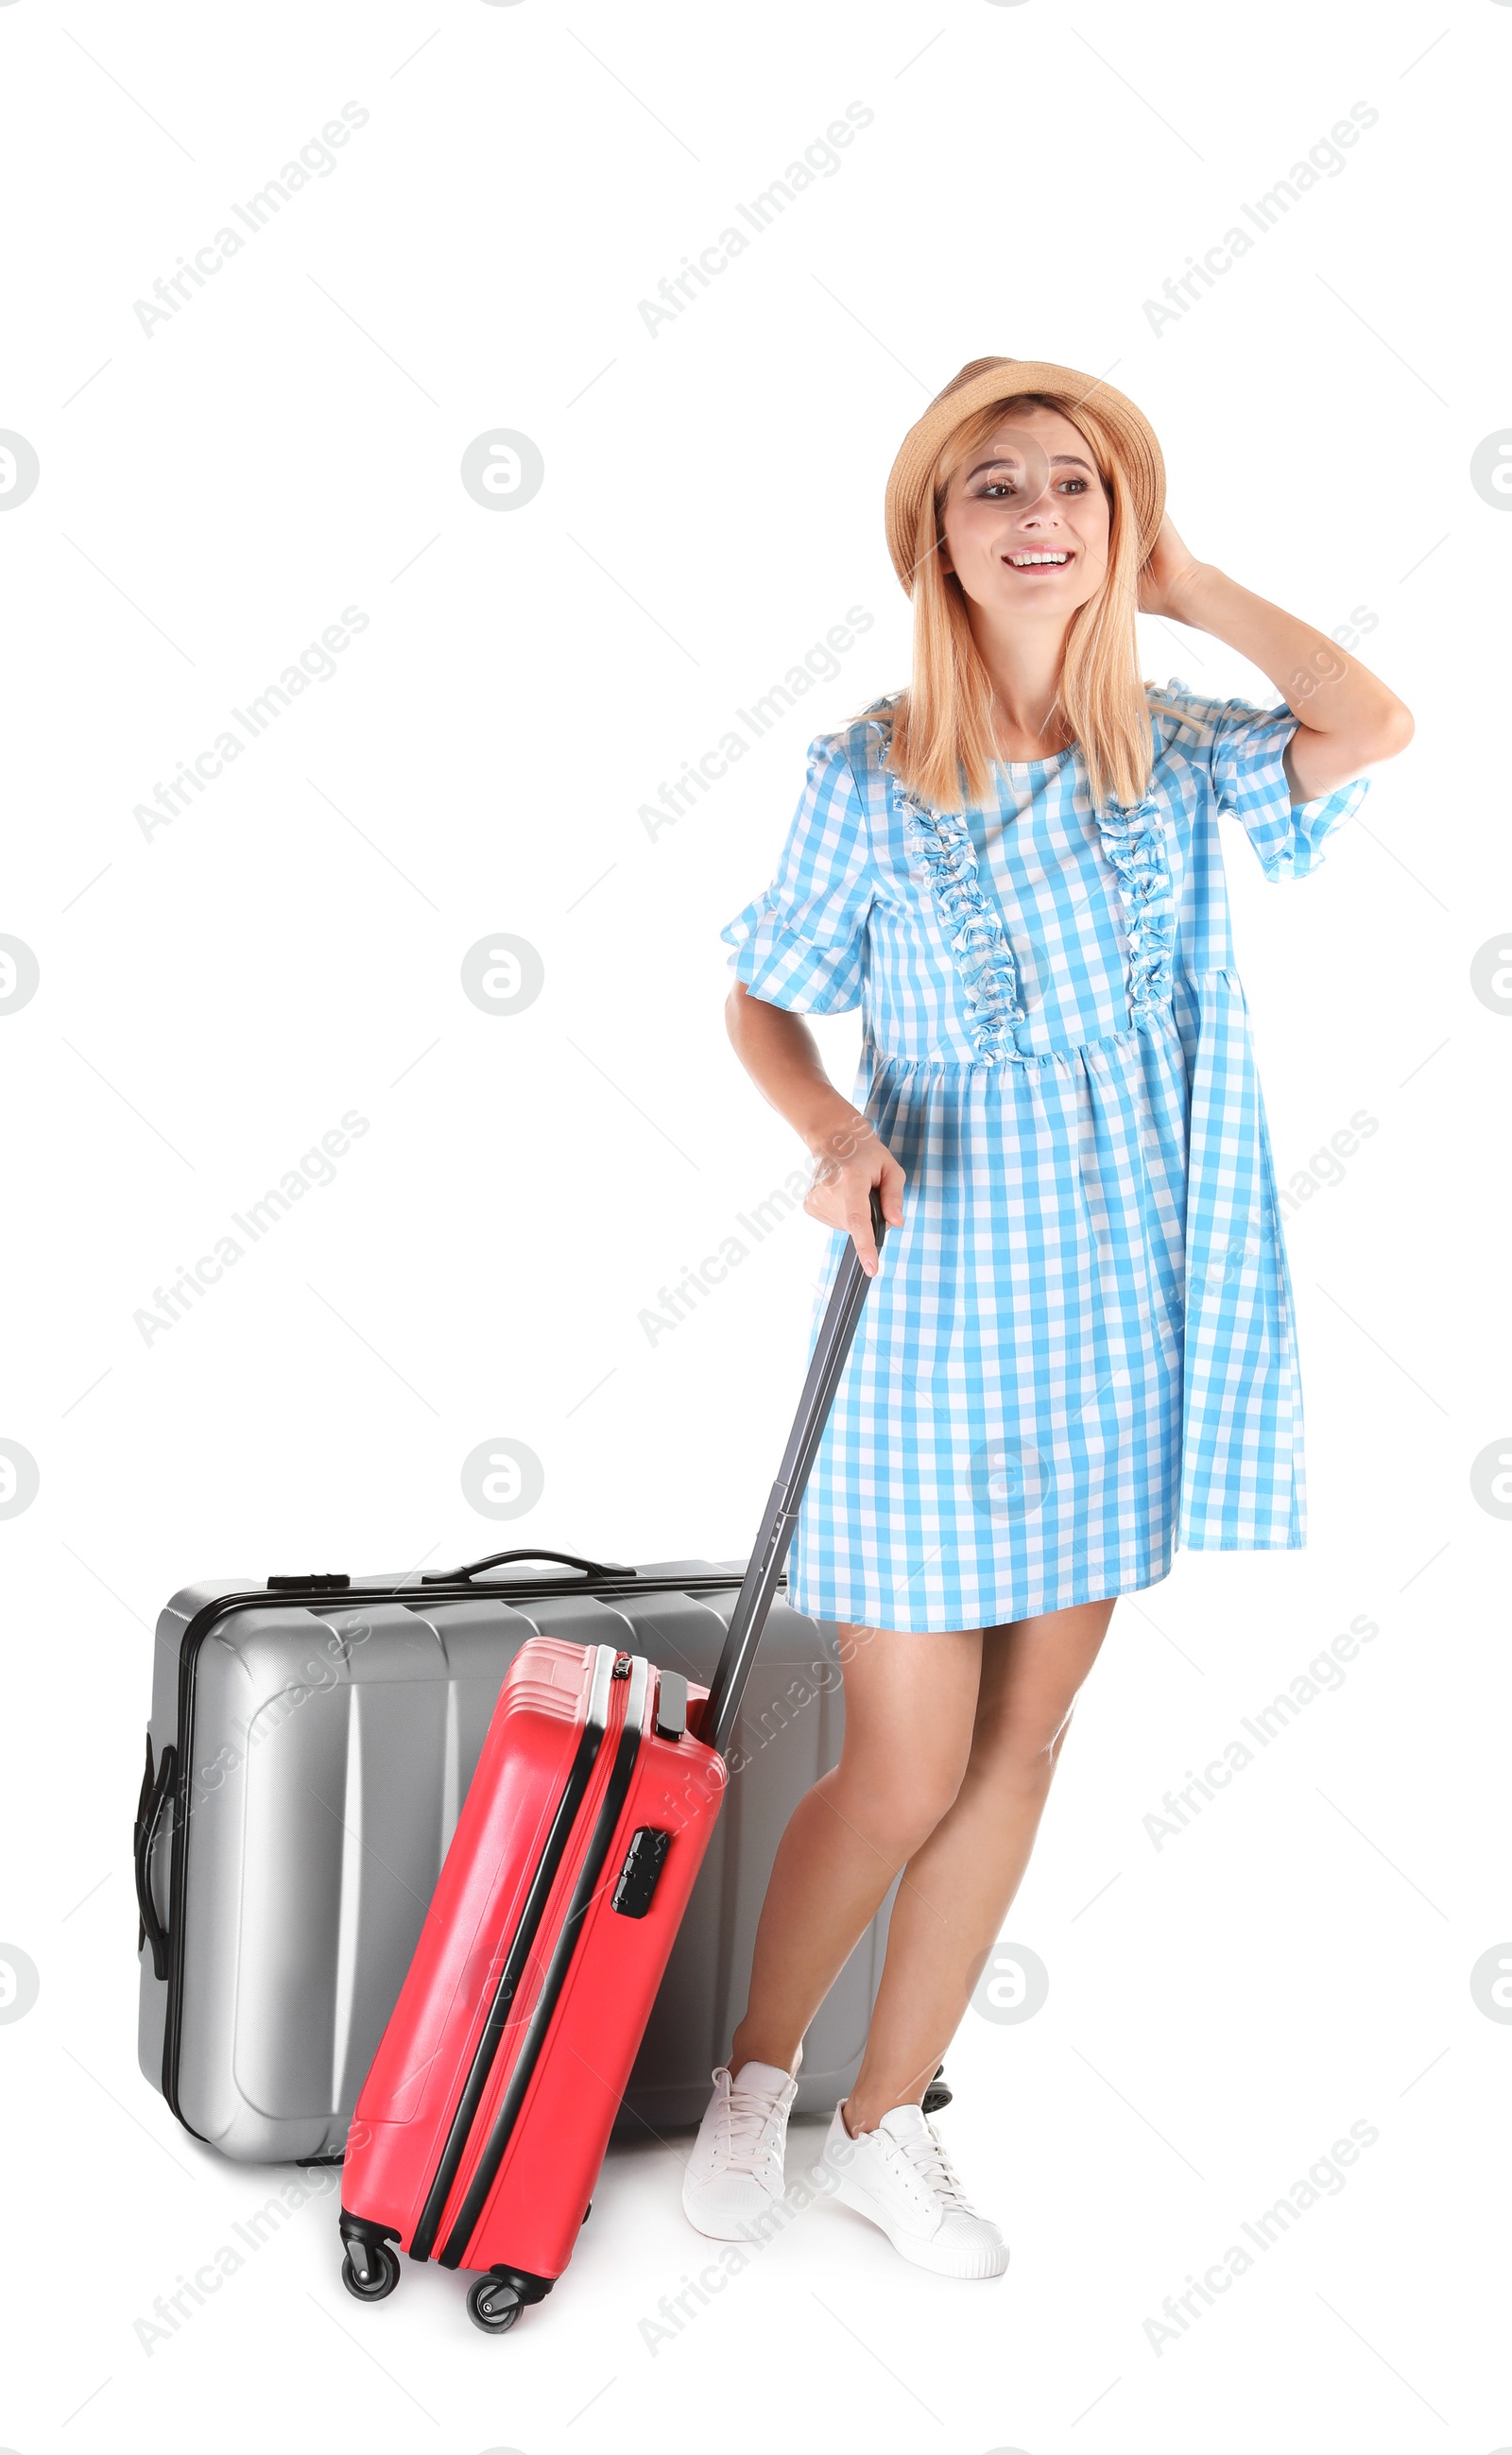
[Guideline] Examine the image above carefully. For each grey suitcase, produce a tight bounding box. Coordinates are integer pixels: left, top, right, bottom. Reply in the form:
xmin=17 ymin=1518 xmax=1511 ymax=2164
xmin=136 ymin=1548 xmax=898 ymax=2162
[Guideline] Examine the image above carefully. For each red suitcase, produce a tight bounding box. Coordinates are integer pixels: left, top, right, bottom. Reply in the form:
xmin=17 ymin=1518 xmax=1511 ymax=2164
xmin=336 ymin=1192 xmax=886 ymax=2332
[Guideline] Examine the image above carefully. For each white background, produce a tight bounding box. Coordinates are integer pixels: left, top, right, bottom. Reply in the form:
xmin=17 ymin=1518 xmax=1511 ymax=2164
xmin=2 ymin=0 xmax=1507 ymax=2447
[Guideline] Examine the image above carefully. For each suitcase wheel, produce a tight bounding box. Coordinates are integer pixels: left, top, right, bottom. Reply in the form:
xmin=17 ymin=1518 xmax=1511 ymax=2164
xmin=467 ymin=2275 xmax=524 ymax=2335
xmin=340 ymin=2241 xmax=400 ymax=2303
xmin=920 ymin=2062 xmax=953 ymax=2116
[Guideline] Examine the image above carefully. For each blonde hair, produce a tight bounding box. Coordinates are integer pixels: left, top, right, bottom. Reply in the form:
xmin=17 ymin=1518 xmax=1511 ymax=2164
xmin=869 ymin=390 xmax=1171 ymax=815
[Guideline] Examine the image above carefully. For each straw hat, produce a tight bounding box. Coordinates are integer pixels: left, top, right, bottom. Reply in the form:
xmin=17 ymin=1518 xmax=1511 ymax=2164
xmin=884 ymin=355 xmax=1165 ymax=593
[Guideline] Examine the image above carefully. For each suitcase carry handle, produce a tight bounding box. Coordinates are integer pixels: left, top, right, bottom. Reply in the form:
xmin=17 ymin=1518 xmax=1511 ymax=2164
xmin=420 ymin=1548 xmax=637 ymax=1588
xmin=703 ymin=1185 xmax=887 ymax=1758
xmin=134 ymin=1735 xmax=177 ymax=1981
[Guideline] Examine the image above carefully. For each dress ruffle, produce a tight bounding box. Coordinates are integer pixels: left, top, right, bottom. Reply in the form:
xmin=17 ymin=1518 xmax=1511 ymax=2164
xmin=1091 ymin=793 xmax=1177 ymax=1021
xmin=894 ymin=780 xmax=1030 ymax=1066
xmin=876 ymin=687 xmax=1177 ymax=1058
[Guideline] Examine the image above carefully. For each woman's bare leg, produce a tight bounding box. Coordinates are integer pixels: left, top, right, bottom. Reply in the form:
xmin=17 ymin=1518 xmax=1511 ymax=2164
xmin=727 ymin=1600 xmax=1115 ymax=2120
xmin=842 ymin=1597 xmax=1115 ymax=2133
xmin=728 ymin=1621 xmax=985 ymax=2075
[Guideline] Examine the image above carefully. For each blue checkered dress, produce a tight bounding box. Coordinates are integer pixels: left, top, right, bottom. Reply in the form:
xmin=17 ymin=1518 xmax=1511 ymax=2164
xmin=720 ymin=680 xmax=1370 ymax=1634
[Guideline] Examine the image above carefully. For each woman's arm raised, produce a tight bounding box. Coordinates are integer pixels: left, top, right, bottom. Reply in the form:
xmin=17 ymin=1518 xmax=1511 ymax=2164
xmin=724 ymin=981 xmax=905 ymax=1279
xmin=1139 ymin=512 xmax=1415 ymax=805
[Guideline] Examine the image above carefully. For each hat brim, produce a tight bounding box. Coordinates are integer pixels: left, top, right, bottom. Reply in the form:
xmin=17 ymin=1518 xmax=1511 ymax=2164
xmin=884 ymin=356 xmax=1165 ymax=592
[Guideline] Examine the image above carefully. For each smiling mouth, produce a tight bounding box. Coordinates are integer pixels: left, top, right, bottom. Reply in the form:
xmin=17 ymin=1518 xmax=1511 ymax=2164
xmin=1005 ymin=550 xmax=1071 ymax=569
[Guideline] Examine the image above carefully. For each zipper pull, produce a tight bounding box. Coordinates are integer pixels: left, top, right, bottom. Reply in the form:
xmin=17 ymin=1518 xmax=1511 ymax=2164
xmin=610 ymin=1653 xmax=633 ymax=1681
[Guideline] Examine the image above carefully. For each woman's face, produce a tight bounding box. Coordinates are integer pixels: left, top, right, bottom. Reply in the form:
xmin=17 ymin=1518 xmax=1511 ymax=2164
xmin=938 ymin=404 xmax=1112 ymax=623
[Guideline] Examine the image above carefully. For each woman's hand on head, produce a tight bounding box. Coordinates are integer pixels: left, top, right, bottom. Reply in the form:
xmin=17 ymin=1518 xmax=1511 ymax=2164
xmin=1138 ymin=512 xmax=1208 ymax=624
xmin=802 ymin=1122 xmax=907 ymax=1279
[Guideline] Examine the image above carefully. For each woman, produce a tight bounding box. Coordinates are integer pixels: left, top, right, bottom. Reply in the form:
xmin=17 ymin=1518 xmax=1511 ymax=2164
xmin=682 ymin=355 xmax=1413 ymax=2278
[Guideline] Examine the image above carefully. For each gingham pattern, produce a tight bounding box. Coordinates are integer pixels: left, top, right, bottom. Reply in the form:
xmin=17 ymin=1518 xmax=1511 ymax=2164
xmin=721 ymin=680 xmax=1370 ymax=1633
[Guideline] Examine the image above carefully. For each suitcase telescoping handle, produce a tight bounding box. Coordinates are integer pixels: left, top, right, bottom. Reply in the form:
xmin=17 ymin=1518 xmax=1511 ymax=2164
xmin=703 ymin=1185 xmax=887 ymax=1760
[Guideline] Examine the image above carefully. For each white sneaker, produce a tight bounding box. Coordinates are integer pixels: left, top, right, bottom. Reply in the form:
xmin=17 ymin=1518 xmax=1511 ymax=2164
xmin=818 ymin=2100 xmax=1009 ymax=2278
xmin=681 ymin=2058 xmax=799 ymax=2240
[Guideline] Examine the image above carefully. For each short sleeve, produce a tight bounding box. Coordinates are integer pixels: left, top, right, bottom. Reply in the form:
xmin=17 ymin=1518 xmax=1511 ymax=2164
xmin=719 ymin=734 xmax=875 ymax=1014
xmin=1156 ymin=677 xmax=1370 ymax=882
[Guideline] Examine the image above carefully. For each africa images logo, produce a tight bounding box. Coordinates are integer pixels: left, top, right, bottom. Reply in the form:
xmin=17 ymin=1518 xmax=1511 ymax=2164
xmin=1143 ymin=101 xmax=1379 ymax=335
xmin=132 ymin=103 xmax=370 ymax=337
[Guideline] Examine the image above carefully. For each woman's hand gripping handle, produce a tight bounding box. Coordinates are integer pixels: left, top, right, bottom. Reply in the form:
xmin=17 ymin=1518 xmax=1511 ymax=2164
xmin=726 ymin=981 xmax=906 ymax=1279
